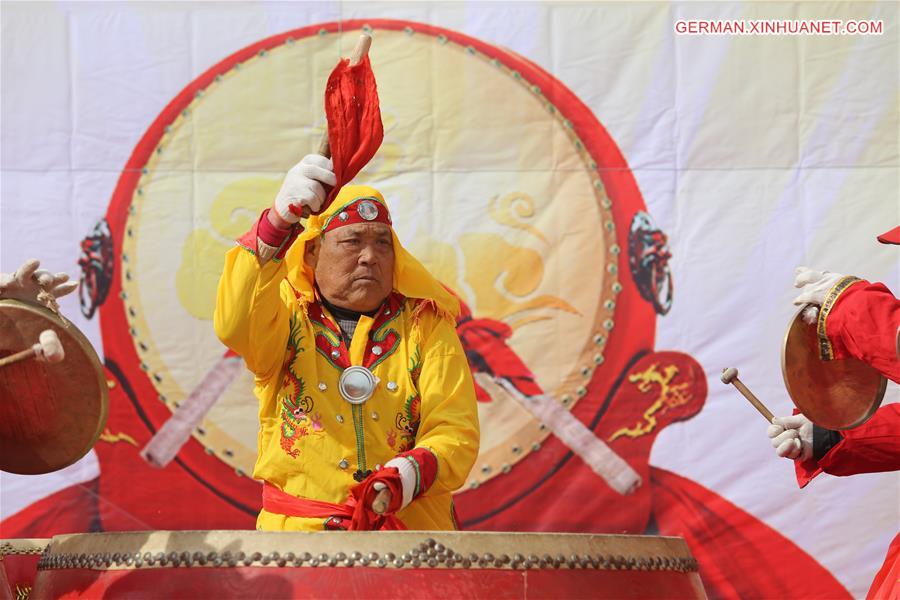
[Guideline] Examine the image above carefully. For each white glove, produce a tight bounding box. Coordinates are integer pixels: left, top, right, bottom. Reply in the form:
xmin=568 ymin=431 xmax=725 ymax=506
xmin=793 ymin=267 xmax=845 ymax=324
xmin=385 ymin=456 xmax=416 ymax=510
xmin=273 ymin=154 xmax=336 ymax=224
xmin=0 ymin=259 xmax=78 ymax=304
xmin=767 ymin=414 xmax=814 ymax=461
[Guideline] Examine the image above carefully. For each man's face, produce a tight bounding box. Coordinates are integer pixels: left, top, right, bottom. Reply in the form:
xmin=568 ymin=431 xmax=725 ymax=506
xmin=306 ymin=222 xmax=395 ymax=313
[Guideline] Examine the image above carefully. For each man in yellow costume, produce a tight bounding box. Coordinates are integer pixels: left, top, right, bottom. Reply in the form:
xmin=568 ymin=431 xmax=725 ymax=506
xmin=215 ymin=154 xmax=480 ymax=531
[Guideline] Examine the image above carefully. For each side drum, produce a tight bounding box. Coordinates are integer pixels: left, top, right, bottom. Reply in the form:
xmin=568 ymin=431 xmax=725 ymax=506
xmin=0 ymin=299 xmax=108 ymax=474
xmin=31 ymin=531 xmax=705 ymax=599
xmin=782 ymin=308 xmax=886 ymax=430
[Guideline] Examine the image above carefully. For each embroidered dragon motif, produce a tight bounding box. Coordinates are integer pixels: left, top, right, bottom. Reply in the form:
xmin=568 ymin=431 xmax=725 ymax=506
xmin=408 ymin=345 xmax=422 ymax=383
xmin=389 ymin=346 xmax=423 ymax=451
xmin=394 ymin=393 xmax=421 ymax=452
xmin=279 ymin=314 xmax=321 ymax=457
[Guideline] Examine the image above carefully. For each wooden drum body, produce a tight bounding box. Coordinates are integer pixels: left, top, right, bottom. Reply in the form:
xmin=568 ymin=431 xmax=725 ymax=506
xmin=32 ymin=531 xmax=705 ymax=599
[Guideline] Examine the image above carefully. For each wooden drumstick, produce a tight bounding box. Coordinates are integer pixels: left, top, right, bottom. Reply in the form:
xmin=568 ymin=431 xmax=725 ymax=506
xmin=0 ymin=329 xmax=64 ymax=368
xmin=371 ymin=484 xmax=392 ymax=515
xmin=721 ymin=367 xmax=775 ymax=423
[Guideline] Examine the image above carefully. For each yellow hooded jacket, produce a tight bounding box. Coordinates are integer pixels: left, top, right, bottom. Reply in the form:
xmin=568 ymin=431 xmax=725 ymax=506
xmin=214 ymin=185 xmax=480 ymax=531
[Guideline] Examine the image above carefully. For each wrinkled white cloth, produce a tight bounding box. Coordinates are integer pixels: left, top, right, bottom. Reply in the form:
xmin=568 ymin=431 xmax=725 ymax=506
xmin=767 ymin=414 xmax=814 ymax=461
xmin=273 ymin=154 xmax=337 ymax=223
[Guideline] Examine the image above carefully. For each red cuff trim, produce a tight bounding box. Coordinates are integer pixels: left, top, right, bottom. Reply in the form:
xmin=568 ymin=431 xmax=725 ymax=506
xmin=398 ymin=447 xmax=438 ymax=498
xmin=258 ymin=208 xmax=295 ymax=247
xmin=877 ymin=226 xmax=900 ymax=245
xmin=236 ymin=210 xmax=301 ymax=261
xmin=793 ymin=456 xmax=824 ymax=488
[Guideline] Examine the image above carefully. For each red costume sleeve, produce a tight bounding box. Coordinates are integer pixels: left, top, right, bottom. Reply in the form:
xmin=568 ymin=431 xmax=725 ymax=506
xmin=820 ymin=279 xmax=900 ymax=382
xmin=348 ymin=469 xmax=405 ymax=531
xmin=794 ymin=403 xmax=900 ymax=487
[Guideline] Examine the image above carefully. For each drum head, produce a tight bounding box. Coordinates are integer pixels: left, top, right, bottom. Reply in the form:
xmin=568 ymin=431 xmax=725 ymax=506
xmin=0 ymin=299 xmax=108 ymax=474
xmin=781 ymin=308 xmax=886 ymax=430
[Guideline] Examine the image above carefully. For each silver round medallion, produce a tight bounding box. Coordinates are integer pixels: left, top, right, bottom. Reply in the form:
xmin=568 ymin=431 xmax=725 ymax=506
xmin=338 ymin=366 xmax=378 ymax=405
xmin=357 ymin=200 xmax=379 ymax=221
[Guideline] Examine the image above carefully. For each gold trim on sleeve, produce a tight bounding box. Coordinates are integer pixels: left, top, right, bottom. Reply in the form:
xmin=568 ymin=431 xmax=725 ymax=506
xmin=816 ymin=276 xmax=862 ymax=361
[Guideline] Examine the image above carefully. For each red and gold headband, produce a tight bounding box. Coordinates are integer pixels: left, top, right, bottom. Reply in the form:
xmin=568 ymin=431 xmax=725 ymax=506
xmin=321 ymin=196 xmax=393 ymax=234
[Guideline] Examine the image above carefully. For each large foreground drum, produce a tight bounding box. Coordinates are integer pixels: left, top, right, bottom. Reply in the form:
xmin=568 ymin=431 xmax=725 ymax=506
xmin=32 ymin=531 xmax=705 ymax=599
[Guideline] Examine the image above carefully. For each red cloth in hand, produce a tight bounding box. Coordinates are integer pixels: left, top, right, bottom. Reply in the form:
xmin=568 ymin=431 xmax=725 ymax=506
xmin=348 ymin=467 xmax=405 ymax=531
xmin=321 ymin=55 xmax=383 ymax=212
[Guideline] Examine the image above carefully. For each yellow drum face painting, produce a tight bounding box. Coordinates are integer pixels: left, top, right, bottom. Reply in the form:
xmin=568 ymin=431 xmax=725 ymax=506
xmin=100 ymin=20 xmax=656 ymax=515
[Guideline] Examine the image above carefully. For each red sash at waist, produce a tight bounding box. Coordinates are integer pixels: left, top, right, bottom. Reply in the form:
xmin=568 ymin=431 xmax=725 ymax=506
xmin=262 ymin=482 xmax=406 ymax=531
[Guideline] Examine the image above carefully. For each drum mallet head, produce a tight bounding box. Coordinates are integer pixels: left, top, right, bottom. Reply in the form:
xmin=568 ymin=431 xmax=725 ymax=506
xmin=37 ymin=329 xmax=64 ymax=363
xmin=0 ymin=329 xmax=64 ymax=368
xmin=720 ymin=367 xmax=739 ymax=385
xmin=721 ymin=367 xmax=775 ymax=423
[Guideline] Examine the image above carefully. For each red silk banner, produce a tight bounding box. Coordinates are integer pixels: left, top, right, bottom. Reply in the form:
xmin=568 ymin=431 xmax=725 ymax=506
xmin=322 ymin=54 xmax=383 ymax=211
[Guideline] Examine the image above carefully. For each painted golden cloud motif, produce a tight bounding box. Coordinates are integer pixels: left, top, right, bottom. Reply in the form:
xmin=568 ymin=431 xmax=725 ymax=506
xmin=176 ymin=178 xmax=275 ymax=320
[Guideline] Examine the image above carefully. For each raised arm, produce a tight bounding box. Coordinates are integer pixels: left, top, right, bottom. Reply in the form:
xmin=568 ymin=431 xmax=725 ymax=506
xmin=214 ymin=154 xmax=335 ymax=382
